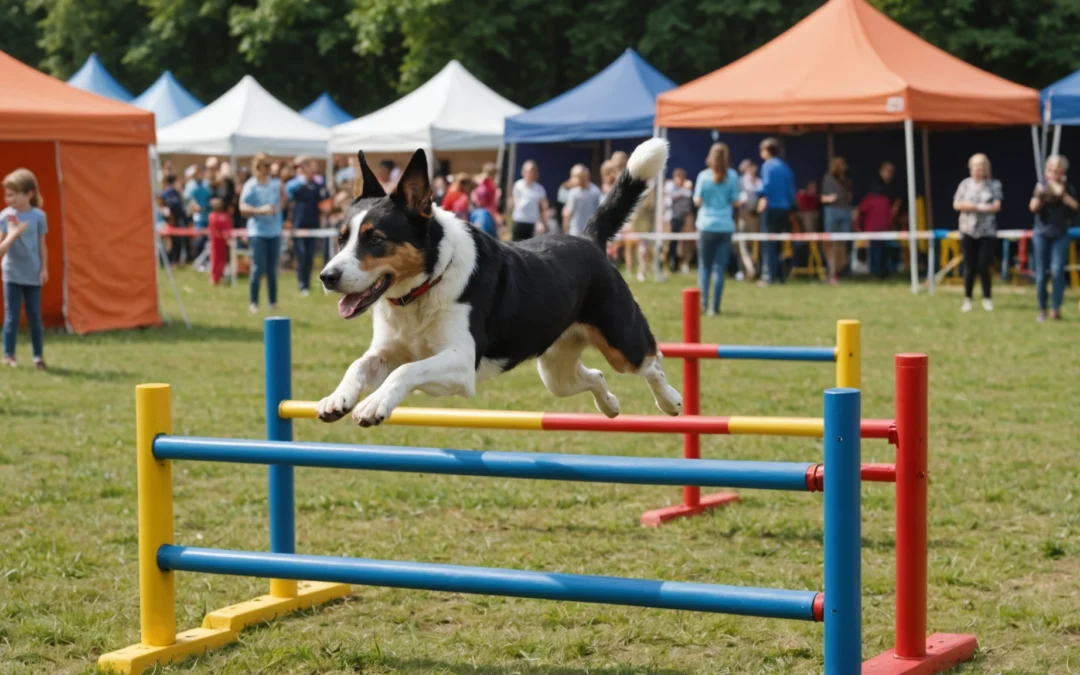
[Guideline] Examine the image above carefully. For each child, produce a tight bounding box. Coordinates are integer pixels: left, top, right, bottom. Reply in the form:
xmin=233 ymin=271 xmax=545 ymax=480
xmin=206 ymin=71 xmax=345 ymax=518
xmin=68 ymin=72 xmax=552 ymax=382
xmin=207 ymin=197 xmax=231 ymax=285
xmin=1 ymin=169 xmax=48 ymax=369
xmin=469 ymin=194 xmax=498 ymax=238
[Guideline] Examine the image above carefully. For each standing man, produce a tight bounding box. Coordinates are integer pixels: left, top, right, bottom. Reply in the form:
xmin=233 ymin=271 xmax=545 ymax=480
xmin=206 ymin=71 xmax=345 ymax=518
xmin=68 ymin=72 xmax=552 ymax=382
xmin=184 ymin=165 xmax=212 ymax=268
xmin=756 ymin=137 xmax=796 ymax=284
xmin=286 ymin=158 xmax=331 ymax=296
xmin=562 ymin=165 xmax=603 ymax=238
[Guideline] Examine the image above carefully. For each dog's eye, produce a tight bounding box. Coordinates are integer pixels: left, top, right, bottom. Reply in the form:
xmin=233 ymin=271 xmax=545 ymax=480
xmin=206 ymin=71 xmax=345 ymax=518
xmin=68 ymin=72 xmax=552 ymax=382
xmin=367 ymin=233 xmax=384 ymax=245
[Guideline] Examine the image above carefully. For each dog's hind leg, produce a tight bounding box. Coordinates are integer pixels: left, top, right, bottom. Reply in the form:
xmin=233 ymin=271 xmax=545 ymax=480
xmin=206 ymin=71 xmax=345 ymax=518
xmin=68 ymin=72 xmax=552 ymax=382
xmin=586 ymin=324 xmax=682 ymax=417
xmin=638 ymin=353 xmax=683 ymax=416
xmin=537 ymin=326 xmax=620 ymax=417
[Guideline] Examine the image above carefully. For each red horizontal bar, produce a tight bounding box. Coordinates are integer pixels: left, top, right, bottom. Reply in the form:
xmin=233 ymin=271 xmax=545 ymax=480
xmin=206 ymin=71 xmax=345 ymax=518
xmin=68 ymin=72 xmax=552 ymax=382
xmin=805 ymin=463 xmax=897 ymax=491
xmin=542 ymin=413 xmax=732 ymax=434
xmin=861 ymin=419 xmax=897 ymax=443
xmin=658 ymin=342 xmax=719 ymax=359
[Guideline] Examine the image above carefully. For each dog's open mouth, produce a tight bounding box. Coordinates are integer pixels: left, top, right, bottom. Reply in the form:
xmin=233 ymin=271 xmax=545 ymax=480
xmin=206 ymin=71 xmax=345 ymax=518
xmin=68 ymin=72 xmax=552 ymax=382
xmin=337 ymin=275 xmax=392 ymax=319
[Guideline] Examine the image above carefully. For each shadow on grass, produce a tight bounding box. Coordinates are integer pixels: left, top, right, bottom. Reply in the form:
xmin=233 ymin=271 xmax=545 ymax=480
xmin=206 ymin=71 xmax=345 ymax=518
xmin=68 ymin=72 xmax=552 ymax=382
xmin=42 ymin=366 xmax=133 ymax=382
xmin=47 ymin=322 xmax=263 ymax=346
xmin=376 ymin=657 xmax=690 ymax=674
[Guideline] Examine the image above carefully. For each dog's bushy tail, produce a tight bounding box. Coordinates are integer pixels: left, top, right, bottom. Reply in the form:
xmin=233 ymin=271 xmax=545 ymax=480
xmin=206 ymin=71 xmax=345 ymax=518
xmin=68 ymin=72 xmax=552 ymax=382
xmin=585 ymin=138 xmax=669 ymax=248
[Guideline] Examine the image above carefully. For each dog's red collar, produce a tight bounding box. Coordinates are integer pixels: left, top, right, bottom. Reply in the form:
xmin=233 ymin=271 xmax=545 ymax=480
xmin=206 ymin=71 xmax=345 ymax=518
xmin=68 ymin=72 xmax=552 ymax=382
xmin=388 ymin=272 xmax=444 ymax=307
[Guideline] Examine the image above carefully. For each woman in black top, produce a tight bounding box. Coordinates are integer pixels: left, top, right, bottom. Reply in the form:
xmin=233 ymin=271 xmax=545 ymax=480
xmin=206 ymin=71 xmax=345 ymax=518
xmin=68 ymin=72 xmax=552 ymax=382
xmin=1028 ymin=155 xmax=1078 ymax=321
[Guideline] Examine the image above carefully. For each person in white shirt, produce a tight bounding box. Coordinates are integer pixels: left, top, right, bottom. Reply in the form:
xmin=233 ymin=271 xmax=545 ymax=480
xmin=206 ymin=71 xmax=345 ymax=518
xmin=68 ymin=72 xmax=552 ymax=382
xmin=562 ymin=165 xmax=603 ymax=237
xmin=507 ymin=160 xmax=549 ymax=241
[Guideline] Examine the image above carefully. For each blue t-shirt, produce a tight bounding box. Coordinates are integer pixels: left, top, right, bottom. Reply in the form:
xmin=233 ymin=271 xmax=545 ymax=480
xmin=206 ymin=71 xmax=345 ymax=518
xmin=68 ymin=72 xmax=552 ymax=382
xmin=0 ymin=206 xmax=48 ymax=286
xmin=694 ymin=168 xmax=740 ymax=233
xmin=184 ymin=179 xmax=212 ymax=229
xmin=286 ymin=175 xmax=330 ymax=229
xmin=240 ymin=177 xmax=283 ymax=238
xmin=761 ymin=157 xmax=796 ymax=211
xmin=469 ymin=208 xmax=497 ymax=237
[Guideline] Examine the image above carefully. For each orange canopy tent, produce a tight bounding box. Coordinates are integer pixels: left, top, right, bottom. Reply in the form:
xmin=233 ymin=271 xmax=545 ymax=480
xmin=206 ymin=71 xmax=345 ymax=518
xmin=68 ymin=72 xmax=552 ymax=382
xmin=655 ymin=0 xmax=1040 ymax=292
xmin=0 ymin=50 xmax=160 ymax=333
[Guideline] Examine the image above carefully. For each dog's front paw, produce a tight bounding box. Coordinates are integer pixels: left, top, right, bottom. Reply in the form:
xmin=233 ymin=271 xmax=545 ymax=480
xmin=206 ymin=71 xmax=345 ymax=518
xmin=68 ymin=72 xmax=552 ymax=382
xmin=316 ymin=388 xmax=359 ymax=422
xmin=351 ymin=386 xmax=403 ymax=428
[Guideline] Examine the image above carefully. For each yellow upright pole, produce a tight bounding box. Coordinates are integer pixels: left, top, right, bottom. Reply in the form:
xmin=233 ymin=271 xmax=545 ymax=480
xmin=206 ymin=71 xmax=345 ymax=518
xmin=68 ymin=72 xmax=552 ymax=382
xmin=835 ymin=320 xmax=861 ymax=389
xmin=136 ymin=384 xmax=176 ymax=647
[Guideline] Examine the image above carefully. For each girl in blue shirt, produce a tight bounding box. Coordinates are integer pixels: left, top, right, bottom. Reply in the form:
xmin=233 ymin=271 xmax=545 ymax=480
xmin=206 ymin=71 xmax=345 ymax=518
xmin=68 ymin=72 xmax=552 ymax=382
xmin=694 ymin=143 xmax=743 ymax=315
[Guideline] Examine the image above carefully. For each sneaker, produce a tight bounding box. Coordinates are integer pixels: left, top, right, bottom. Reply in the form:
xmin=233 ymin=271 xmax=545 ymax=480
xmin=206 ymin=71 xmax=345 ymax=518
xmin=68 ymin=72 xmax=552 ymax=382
xmin=960 ymin=299 xmax=972 ymax=313
xmin=735 ymin=271 xmax=745 ymax=281
xmin=981 ymin=298 xmax=993 ymax=312
xmin=269 ymin=304 xmax=278 ymax=315
xmin=1037 ymin=311 xmax=1047 ymax=323
xmin=1051 ymin=309 xmax=1062 ymax=321
xmin=249 ymin=304 xmax=258 ymax=314
xmin=1 ymin=356 xmax=15 ymax=368
xmin=33 ymin=358 xmax=46 ymax=371
xmin=680 ymin=263 xmax=690 ymax=275
xmin=705 ymin=309 xmax=718 ymax=317
xmin=636 ymin=271 xmax=646 ymax=282
xmin=300 ymin=289 xmax=310 ymax=297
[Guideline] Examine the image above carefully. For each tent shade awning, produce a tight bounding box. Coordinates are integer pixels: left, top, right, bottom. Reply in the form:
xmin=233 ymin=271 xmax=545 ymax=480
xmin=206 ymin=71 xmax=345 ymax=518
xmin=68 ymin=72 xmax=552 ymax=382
xmin=300 ymin=93 xmax=353 ymax=127
xmin=504 ymin=49 xmax=676 ymax=144
xmin=330 ymin=60 xmax=522 ymax=153
xmin=156 ymin=75 xmax=329 ymax=156
xmin=1041 ymin=71 xmax=1080 ymax=126
xmin=656 ymin=0 xmax=1038 ymax=131
xmin=133 ymin=71 xmax=204 ymax=128
xmin=66 ymin=53 xmax=134 ymax=102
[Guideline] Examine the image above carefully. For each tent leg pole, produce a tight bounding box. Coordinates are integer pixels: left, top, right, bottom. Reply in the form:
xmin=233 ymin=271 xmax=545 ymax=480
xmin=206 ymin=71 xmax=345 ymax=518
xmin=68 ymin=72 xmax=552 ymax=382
xmin=904 ymin=119 xmax=919 ymax=294
xmin=505 ymin=144 xmax=517 ymax=226
xmin=1052 ymin=125 xmax=1062 ymax=157
xmin=921 ymin=128 xmax=934 ymax=295
xmin=156 ymin=231 xmax=190 ymax=329
xmin=1032 ymin=126 xmax=1044 ymax=179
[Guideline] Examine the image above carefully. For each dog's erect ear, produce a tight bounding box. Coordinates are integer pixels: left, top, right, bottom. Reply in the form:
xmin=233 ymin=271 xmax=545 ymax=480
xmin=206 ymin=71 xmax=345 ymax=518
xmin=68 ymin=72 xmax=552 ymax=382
xmin=355 ymin=151 xmax=386 ymax=200
xmin=392 ymin=149 xmax=432 ymax=217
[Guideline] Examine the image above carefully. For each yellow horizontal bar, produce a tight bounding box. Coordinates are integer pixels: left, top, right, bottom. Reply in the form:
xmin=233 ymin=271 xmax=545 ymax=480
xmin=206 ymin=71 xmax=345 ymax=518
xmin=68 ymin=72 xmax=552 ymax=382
xmin=98 ymin=626 xmax=237 ymax=674
xmin=727 ymin=416 xmax=824 ymax=437
xmin=279 ymin=401 xmax=545 ymax=431
xmin=203 ymin=581 xmax=351 ymax=632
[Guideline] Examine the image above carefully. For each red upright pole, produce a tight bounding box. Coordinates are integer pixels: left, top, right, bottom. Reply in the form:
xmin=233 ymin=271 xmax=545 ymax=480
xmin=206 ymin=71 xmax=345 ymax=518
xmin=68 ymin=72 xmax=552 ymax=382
xmin=894 ymin=353 xmax=928 ymax=658
xmin=682 ymin=288 xmax=701 ymax=508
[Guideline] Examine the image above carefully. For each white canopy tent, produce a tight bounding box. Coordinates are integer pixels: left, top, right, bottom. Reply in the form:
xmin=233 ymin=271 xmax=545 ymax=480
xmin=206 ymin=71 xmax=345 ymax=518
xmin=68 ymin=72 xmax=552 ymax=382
xmin=330 ymin=60 xmax=522 ymax=154
xmin=157 ymin=75 xmax=329 ymax=157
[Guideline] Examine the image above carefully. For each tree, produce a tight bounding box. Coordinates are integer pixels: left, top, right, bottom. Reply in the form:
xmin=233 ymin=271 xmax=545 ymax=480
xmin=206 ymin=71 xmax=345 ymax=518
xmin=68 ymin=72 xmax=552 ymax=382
xmin=0 ymin=2 xmax=45 ymax=69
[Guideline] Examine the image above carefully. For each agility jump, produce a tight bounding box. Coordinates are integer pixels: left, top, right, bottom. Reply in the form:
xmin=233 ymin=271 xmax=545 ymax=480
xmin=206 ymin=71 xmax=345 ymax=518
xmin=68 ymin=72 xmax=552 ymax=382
xmin=98 ymin=318 xmax=976 ymax=674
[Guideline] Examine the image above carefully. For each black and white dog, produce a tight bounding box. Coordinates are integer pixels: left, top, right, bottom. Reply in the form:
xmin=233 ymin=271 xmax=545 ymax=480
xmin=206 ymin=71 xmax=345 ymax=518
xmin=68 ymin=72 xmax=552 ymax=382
xmin=316 ymin=138 xmax=682 ymax=427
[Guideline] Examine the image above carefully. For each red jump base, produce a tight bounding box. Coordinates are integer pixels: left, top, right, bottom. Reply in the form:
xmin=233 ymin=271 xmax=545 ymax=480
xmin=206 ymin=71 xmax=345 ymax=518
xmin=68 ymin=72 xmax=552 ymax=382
xmin=863 ymin=633 xmax=978 ymax=674
xmin=640 ymin=491 xmax=740 ymax=527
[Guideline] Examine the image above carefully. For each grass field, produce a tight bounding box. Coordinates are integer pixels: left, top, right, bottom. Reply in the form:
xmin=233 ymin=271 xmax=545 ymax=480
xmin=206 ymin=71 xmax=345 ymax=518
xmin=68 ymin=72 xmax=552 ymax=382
xmin=1 ymin=267 xmax=1078 ymax=674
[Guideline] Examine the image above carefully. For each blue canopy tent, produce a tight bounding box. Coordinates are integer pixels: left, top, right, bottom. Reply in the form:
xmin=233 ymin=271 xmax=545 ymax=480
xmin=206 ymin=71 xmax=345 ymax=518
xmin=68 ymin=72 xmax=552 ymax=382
xmin=502 ymin=49 xmax=676 ymax=219
xmin=133 ymin=71 xmax=204 ymax=128
xmin=300 ymin=93 xmax=353 ymax=127
xmin=1041 ymin=71 xmax=1080 ymax=158
xmin=67 ymin=53 xmax=133 ymax=102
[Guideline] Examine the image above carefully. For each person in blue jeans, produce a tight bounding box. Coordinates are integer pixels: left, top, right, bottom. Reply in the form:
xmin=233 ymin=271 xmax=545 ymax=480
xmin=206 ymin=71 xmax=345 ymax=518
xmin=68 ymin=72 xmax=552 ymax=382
xmin=286 ymin=158 xmax=331 ymax=296
xmin=1028 ymin=154 xmax=1078 ymax=322
xmin=184 ymin=165 xmax=212 ymax=264
xmin=757 ymin=137 xmax=796 ymax=285
xmin=240 ymin=153 xmax=283 ymax=314
xmin=694 ymin=143 xmax=743 ymax=316
xmin=1 ymin=168 xmax=48 ymax=369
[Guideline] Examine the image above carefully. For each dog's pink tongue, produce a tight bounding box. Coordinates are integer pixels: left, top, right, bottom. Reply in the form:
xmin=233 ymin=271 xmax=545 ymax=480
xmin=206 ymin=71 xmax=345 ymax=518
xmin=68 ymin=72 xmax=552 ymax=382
xmin=338 ymin=293 xmax=366 ymax=319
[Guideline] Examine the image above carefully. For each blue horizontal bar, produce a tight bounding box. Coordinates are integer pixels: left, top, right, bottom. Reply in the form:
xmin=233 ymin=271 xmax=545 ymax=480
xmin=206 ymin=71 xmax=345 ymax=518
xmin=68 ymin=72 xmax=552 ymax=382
xmin=717 ymin=345 xmax=836 ymax=362
xmin=159 ymin=546 xmax=820 ymax=621
xmin=153 ymin=437 xmax=813 ymax=492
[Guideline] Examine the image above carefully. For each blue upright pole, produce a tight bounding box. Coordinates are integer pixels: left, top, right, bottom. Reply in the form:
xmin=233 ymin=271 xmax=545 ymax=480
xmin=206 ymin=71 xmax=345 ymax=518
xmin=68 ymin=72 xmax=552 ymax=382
xmin=823 ymin=388 xmax=861 ymax=674
xmin=265 ymin=317 xmax=296 ymax=597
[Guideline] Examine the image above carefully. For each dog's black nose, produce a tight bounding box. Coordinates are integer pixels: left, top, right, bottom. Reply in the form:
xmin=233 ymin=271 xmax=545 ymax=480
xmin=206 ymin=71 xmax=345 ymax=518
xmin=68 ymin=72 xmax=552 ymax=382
xmin=320 ymin=268 xmax=342 ymax=289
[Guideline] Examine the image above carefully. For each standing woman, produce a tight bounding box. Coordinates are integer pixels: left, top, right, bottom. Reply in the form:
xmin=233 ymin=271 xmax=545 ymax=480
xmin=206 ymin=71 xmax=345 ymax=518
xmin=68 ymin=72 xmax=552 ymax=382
xmin=693 ymin=143 xmax=742 ymax=316
xmin=952 ymin=153 xmax=1002 ymax=312
xmin=507 ymin=160 xmax=549 ymax=241
xmin=821 ymin=157 xmax=853 ymax=284
xmin=1028 ymin=154 xmax=1078 ymax=322
xmin=240 ymin=153 xmax=284 ymax=314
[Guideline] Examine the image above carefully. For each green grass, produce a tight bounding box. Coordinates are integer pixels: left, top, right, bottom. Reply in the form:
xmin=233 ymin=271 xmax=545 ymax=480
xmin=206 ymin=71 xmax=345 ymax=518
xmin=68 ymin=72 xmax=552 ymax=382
xmin=1 ymin=268 xmax=1078 ymax=674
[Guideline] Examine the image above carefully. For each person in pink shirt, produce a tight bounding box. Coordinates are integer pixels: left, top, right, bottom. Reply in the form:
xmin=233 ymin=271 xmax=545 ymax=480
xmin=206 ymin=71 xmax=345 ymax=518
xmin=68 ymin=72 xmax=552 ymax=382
xmin=856 ymin=161 xmax=901 ymax=278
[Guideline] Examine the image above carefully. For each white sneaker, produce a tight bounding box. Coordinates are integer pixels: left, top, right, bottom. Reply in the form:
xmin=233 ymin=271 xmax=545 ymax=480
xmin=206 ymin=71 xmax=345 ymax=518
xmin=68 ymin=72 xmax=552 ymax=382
xmin=680 ymin=263 xmax=690 ymax=274
xmin=300 ymin=289 xmax=310 ymax=297
xmin=636 ymin=271 xmax=646 ymax=282
xmin=705 ymin=309 xmax=717 ymax=317
xmin=960 ymin=299 xmax=972 ymax=313
xmin=981 ymin=298 xmax=993 ymax=312
xmin=735 ymin=271 xmax=745 ymax=281
xmin=249 ymin=304 xmax=258 ymax=314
